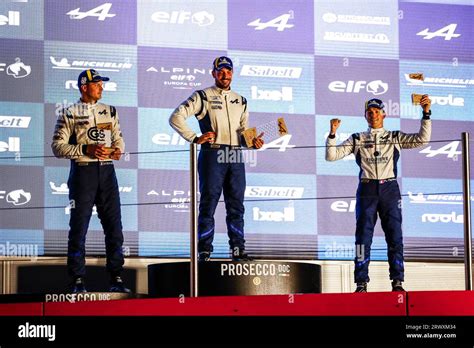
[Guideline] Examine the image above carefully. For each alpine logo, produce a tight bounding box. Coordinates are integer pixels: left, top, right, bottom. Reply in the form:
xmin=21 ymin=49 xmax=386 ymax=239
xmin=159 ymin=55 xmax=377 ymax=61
xmin=248 ymin=12 xmax=294 ymax=31
xmin=67 ymin=3 xmax=116 ymax=21
xmin=416 ymin=24 xmax=460 ymax=41
xmin=419 ymin=141 xmax=461 ymax=158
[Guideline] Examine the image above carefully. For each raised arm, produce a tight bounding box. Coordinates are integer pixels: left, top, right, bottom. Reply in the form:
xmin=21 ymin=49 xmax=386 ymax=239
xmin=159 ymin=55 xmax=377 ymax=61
xmin=325 ymin=118 xmax=354 ymax=161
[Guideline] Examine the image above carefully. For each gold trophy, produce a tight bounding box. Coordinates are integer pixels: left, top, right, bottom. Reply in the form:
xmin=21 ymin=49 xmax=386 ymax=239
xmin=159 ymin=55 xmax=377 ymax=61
xmin=409 ymin=73 xmax=425 ymax=105
xmin=241 ymin=117 xmax=289 ymax=147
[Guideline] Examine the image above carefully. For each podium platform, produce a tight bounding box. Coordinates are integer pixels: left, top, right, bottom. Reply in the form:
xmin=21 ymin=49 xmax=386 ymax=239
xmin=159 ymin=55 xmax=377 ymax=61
xmin=148 ymin=260 xmax=322 ymax=297
xmin=1 ymin=290 xmax=474 ymax=316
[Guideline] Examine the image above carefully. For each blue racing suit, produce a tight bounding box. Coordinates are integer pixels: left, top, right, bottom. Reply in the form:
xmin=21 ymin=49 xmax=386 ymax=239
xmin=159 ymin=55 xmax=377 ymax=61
xmin=326 ymin=114 xmax=431 ymax=283
xmin=169 ymin=85 xmax=250 ymax=253
xmin=51 ymin=100 xmax=125 ymax=278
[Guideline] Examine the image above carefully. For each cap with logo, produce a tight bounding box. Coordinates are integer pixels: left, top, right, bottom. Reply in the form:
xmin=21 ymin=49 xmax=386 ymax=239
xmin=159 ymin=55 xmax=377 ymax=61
xmin=213 ymin=56 xmax=233 ymax=71
xmin=77 ymin=69 xmax=110 ymax=88
xmin=365 ymin=98 xmax=385 ymax=111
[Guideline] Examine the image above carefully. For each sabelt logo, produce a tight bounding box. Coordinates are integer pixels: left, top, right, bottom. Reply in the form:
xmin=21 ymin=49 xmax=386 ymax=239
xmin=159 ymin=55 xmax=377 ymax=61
xmin=0 ymin=189 xmax=31 ymax=206
xmin=404 ymin=73 xmax=474 ymax=88
xmin=0 ymin=116 xmax=31 ymax=128
xmin=50 ymin=57 xmax=132 ymax=72
xmin=0 ymin=11 xmax=20 ymax=26
xmin=240 ymin=65 xmax=302 ymax=79
xmin=0 ymin=58 xmax=31 ymax=79
xmin=322 ymin=12 xmax=390 ymax=25
xmin=151 ymin=10 xmax=215 ymax=26
xmin=245 ymin=186 xmax=304 ymax=199
xmin=421 ymin=212 xmax=463 ymax=224
xmin=328 ymin=80 xmax=388 ymax=95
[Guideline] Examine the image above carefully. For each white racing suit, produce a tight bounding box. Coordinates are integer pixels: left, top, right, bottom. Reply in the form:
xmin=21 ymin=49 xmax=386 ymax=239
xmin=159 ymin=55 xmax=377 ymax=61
xmin=51 ymin=100 xmax=125 ymax=279
xmin=170 ymin=85 xmax=250 ymax=254
xmin=326 ymin=116 xmax=431 ymax=283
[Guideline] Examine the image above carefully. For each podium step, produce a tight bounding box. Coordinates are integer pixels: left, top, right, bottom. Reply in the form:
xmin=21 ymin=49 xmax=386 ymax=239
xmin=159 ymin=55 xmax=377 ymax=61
xmin=148 ymin=260 xmax=321 ymax=297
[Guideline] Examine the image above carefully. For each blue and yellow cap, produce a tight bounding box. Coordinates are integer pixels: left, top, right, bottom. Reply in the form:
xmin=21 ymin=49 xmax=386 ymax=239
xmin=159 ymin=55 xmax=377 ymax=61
xmin=77 ymin=69 xmax=109 ymax=88
xmin=212 ymin=56 xmax=233 ymax=71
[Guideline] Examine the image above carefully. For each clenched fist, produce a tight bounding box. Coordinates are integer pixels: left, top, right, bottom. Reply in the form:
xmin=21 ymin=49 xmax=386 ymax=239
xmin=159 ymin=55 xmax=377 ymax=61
xmin=330 ymin=119 xmax=341 ymax=135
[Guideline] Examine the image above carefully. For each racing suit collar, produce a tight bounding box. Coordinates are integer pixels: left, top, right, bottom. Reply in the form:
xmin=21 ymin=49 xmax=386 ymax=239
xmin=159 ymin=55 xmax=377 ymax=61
xmin=77 ymin=99 xmax=98 ymax=111
xmin=368 ymin=126 xmax=386 ymax=134
xmin=213 ymin=85 xmax=232 ymax=95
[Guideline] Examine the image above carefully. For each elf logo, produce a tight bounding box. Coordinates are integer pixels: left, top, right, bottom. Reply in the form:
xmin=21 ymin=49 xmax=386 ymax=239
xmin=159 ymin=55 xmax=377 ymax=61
xmin=152 ymin=10 xmax=215 ymax=26
xmin=328 ymin=80 xmax=388 ymax=95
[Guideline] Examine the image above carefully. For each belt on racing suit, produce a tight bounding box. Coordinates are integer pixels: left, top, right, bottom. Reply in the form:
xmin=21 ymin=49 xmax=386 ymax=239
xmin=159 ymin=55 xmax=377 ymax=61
xmin=200 ymin=143 xmax=241 ymax=150
xmin=73 ymin=160 xmax=114 ymax=166
xmin=360 ymin=178 xmax=397 ymax=184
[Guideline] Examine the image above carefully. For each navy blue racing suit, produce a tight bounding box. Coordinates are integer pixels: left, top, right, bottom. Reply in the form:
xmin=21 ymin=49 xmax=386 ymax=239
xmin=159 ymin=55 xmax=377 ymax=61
xmin=326 ymin=114 xmax=431 ymax=283
xmin=170 ymin=86 xmax=250 ymax=253
xmin=51 ymin=100 xmax=125 ymax=278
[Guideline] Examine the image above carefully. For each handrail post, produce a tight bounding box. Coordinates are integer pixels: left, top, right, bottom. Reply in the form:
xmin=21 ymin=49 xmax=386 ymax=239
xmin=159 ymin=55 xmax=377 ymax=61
xmin=190 ymin=143 xmax=199 ymax=297
xmin=462 ymin=132 xmax=472 ymax=290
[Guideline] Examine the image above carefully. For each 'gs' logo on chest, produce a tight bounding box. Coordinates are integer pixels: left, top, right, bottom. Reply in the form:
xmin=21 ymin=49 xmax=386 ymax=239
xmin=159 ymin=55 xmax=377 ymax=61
xmin=87 ymin=123 xmax=112 ymax=146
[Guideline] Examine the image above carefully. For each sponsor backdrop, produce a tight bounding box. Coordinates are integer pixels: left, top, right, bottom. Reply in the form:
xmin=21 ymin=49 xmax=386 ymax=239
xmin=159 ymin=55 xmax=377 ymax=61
xmin=0 ymin=0 xmax=473 ymax=261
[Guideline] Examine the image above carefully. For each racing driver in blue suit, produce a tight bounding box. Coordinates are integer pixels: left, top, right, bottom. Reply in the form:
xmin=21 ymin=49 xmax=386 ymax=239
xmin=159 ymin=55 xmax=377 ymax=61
xmin=170 ymin=56 xmax=264 ymax=262
xmin=326 ymin=95 xmax=432 ymax=292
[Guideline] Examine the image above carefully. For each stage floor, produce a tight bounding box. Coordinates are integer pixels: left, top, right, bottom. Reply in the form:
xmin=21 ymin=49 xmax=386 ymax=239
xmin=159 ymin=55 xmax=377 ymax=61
xmin=1 ymin=290 xmax=473 ymax=317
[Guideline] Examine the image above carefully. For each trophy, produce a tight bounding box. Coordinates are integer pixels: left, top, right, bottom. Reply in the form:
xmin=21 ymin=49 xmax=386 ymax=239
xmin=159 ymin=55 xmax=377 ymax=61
xmin=409 ymin=73 xmax=424 ymax=105
xmin=241 ymin=117 xmax=289 ymax=147
xmin=96 ymin=122 xmax=118 ymax=158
